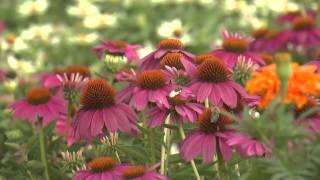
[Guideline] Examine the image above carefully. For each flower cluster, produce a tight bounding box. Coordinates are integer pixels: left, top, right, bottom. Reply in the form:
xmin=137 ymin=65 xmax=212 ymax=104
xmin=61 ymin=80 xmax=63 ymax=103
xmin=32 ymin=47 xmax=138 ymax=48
xmin=2 ymin=2 xmax=320 ymax=179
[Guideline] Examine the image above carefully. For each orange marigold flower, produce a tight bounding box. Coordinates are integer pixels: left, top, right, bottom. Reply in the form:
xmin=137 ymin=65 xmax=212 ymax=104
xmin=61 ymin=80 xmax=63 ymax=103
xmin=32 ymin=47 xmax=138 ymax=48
xmin=246 ymin=63 xmax=320 ymax=109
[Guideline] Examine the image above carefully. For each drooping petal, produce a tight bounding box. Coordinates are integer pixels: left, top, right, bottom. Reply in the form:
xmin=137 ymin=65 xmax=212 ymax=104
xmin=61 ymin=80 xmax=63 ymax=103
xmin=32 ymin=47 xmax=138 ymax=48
xmin=180 ymin=132 xmax=204 ymax=161
xmin=201 ymin=134 xmax=216 ymax=162
xmin=181 ymin=58 xmax=198 ymax=79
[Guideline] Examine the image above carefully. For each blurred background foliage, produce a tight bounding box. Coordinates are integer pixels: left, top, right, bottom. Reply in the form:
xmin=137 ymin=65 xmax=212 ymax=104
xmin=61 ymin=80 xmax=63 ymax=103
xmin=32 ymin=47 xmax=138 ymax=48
xmin=0 ymin=0 xmax=317 ymax=70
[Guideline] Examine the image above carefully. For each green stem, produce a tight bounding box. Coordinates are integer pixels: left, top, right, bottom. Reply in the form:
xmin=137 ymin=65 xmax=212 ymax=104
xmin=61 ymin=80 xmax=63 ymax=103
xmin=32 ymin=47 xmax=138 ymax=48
xmin=39 ymin=122 xmax=50 ymax=180
xmin=65 ymin=101 xmax=72 ymax=145
xmin=26 ymin=169 xmax=35 ymax=180
xmin=160 ymin=114 xmax=171 ymax=176
xmin=149 ymin=129 xmax=156 ymax=163
xmin=178 ymin=123 xmax=201 ymax=180
xmin=164 ymin=126 xmax=172 ymax=176
xmin=234 ymin=162 xmax=241 ymax=177
xmin=213 ymin=154 xmax=221 ymax=179
xmin=217 ymin=143 xmax=228 ymax=180
xmin=115 ymin=149 xmax=121 ymax=163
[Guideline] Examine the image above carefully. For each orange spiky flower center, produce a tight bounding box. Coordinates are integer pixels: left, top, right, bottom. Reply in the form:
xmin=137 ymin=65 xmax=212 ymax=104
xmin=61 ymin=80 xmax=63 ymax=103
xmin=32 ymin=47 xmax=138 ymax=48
xmin=65 ymin=64 xmax=91 ymax=78
xmin=88 ymin=156 xmax=116 ymax=173
xmin=197 ymin=58 xmax=230 ymax=83
xmin=223 ymin=38 xmax=249 ymax=53
xmin=264 ymin=29 xmax=279 ymax=39
xmin=26 ymin=87 xmax=52 ymax=105
xmin=195 ymin=54 xmax=219 ymax=65
xmin=198 ymin=108 xmax=233 ymax=133
xmin=114 ymin=40 xmax=128 ymax=49
xmin=292 ymin=16 xmax=315 ymax=31
xmin=168 ymin=95 xmax=186 ymax=106
xmin=198 ymin=109 xmax=217 ymax=133
xmin=258 ymin=52 xmax=274 ymax=64
xmin=158 ymin=39 xmax=183 ymax=49
xmin=136 ymin=70 xmax=167 ymax=90
xmin=251 ymin=28 xmax=269 ymax=39
xmin=123 ymin=165 xmax=146 ymax=179
xmin=80 ymin=79 xmax=115 ymax=109
xmin=53 ymin=67 xmax=65 ymax=75
xmin=159 ymin=52 xmax=184 ymax=70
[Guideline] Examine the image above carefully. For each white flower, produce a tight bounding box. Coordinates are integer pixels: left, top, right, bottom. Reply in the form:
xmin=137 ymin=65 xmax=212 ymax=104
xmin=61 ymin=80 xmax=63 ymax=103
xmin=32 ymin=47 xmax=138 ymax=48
xmin=67 ymin=0 xmax=99 ymax=18
xmin=7 ymin=55 xmax=35 ymax=75
xmin=199 ymin=0 xmax=215 ymax=6
xmin=138 ymin=42 xmax=153 ymax=58
xmin=3 ymin=80 xmax=18 ymax=93
xmin=20 ymin=24 xmax=54 ymax=42
xmin=83 ymin=13 xmax=117 ymax=29
xmin=0 ymin=34 xmax=28 ymax=52
xmin=68 ymin=32 xmax=98 ymax=44
xmin=157 ymin=19 xmax=191 ymax=45
xmin=18 ymin=0 xmax=48 ymax=16
xmin=151 ymin=0 xmax=169 ymax=4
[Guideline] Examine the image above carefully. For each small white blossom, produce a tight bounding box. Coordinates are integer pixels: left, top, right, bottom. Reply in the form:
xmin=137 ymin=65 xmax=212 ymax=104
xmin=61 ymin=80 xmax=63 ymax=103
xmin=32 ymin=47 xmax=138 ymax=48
xmin=18 ymin=0 xmax=48 ymax=16
xmin=138 ymin=42 xmax=153 ymax=58
xmin=7 ymin=55 xmax=35 ymax=75
xmin=83 ymin=13 xmax=117 ymax=29
xmin=67 ymin=0 xmax=99 ymax=18
xmin=20 ymin=24 xmax=54 ymax=42
xmin=68 ymin=32 xmax=98 ymax=44
xmin=157 ymin=19 xmax=191 ymax=45
xmin=0 ymin=34 xmax=28 ymax=52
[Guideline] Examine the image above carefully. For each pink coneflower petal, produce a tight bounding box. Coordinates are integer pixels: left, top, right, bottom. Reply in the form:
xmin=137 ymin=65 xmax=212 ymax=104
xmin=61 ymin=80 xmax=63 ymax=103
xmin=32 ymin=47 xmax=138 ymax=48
xmin=9 ymin=87 xmax=66 ymax=125
xmin=139 ymin=39 xmax=195 ymax=70
xmin=198 ymin=83 xmax=212 ymax=102
xmin=74 ymin=79 xmax=138 ymax=140
xmin=219 ymin=138 xmax=232 ymax=160
xmin=118 ymin=70 xmax=175 ymax=111
xmin=181 ymin=57 xmax=198 ymax=78
xmin=103 ymin=108 xmax=119 ymax=133
xmin=93 ymin=40 xmax=141 ymax=63
xmin=148 ymin=108 xmax=167 ymax=127
xmin=180 ymin=132 xmax=204 ymax=160
xmin=201 ymin=134 xmax=216 ymax=162
xmin=130 ymin=90 xmax=148 ymax=111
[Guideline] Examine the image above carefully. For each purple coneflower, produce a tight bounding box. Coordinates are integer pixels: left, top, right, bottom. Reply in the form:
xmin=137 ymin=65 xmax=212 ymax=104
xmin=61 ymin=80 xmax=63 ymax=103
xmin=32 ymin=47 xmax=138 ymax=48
xmin=139 ymin=39 xmax=195 ymax=70
xmin=9 ymin=87 xmax=66 ymax=125
xmin=93 ymin=40 xmax=141 ymax=63
xmin=57 ymin=72 xmax=89 ymax=92
xmin=181 ymin=55 xmax=252 ymax=108
xmin=39 ymin=69 xmax=63 ymax=89
xmin=227 ymin=134 xmax=271 ymax=157
xmin=250 ymin=28 xmax=289 ymax=53
xmin=180 ymin=108 xmax=235 ymax=162
xmin=119 ymin=165 xmax=167 ymax=180
xmin=117 ymin=70 xmax=176 ymax=111
xmin=288 ymin=16 xmax=320 ymax=49
xmin=211 ymin=30 xmax=265 ymax=68
xmin=147 ymin=88 xmax=203 ymax=127
xmin=73 ymin=79 xmax=138 ymax=141
xmin=73 ymin=156 xmax=123 ymax=180
xmin=40 ymin=64 xmax=91 ymax=89
xmin=276 ymin=10 xmax=317 ymax=23
xmin=114 ymin=68 xmax=136 ymax=82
